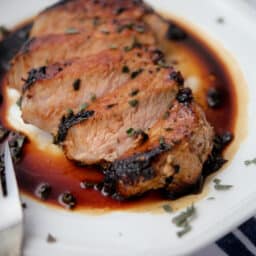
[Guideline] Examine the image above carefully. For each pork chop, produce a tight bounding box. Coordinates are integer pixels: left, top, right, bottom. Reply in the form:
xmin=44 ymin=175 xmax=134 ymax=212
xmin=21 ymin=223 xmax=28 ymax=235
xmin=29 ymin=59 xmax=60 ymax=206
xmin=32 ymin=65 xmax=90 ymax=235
xmin=103 ymin=96 xmax=214 ymax=198
xmin=62 ymin=65 xmax=180 ymax=164
xmin=7 ymin=20 xmax=155 ymax=91
xmin=21 ymin=48 xmax=172 ymax=134
xmin=6 ymin=0 xmax=215 ymax=200
xmin=30 ymin=0 xmax=152 ymax=37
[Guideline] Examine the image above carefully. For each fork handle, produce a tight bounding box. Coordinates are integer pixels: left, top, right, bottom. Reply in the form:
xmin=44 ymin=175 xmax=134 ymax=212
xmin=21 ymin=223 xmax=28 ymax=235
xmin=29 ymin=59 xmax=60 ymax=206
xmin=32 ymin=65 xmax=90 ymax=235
xmin=0 ymin=223 xmax=23 ymax=256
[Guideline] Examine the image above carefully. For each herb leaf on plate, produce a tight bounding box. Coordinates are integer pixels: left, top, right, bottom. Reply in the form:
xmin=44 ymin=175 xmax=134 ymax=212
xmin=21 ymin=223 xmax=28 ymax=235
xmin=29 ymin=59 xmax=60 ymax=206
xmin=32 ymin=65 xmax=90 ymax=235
xmin=162 ymin=204 xmax=172 ymax=213
xmin=172 ymin=205 xmax=196 ymax=237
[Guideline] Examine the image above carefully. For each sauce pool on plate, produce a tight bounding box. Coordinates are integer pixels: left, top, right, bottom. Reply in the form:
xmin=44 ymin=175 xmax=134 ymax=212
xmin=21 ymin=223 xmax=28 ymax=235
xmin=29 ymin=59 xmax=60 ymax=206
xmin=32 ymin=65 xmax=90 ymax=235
xmin=0 ymin=17 xmax=237 ymax=210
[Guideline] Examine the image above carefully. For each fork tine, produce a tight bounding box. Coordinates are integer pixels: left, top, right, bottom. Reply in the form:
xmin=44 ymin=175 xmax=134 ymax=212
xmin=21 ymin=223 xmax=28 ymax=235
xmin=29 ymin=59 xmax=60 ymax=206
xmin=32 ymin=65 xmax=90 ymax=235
xmin=0 ymin=144 xmax=6 ymax=198
xmin=0 ymin=142 xmax=23 ymax=234
xmin=0 ymin=169 xmax=3 ymax=198
xmin=0 ymin=145 xmax=7 ymax=197
xmin=4 ymin=142 xmax=20 ymax=200
xmin=0 ymin=142 xmax=23 ymax=256
xmin=0 ymin=153 xmax=3 ymax=198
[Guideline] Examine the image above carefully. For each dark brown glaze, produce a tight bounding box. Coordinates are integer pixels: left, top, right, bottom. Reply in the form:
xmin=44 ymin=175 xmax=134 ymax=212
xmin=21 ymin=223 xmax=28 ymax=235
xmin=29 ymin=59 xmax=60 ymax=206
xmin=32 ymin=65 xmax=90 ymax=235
xmin=15 ymin=142 xmax=168 ymax=209
xmin=0 ymin=17 xmax=236 ymax=210
xmin=165 ymin=21 xmax=236 ymax=135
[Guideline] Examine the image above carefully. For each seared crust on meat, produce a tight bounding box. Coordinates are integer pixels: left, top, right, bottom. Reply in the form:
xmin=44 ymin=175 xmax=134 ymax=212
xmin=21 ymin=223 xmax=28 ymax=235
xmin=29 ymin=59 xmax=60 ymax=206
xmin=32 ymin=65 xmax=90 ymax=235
xmin=103 ymin=101 xmax=214 ymax=197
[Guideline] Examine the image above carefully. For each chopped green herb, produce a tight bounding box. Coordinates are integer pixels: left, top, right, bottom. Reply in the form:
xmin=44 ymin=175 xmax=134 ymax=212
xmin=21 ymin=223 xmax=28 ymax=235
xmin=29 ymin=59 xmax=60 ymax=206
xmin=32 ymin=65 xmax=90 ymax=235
xmin=213 ymin=179 xmax=233 ymax=191
xmin=131 ymin=68 xmax=143 ymax=79
xmin=177 ymin=223 xmax=192 ymax=238
xmin=91 ymin=94 xmax=97 ymax=102
xmin=158 ymin=60 xmax=169 ymax=68
xmin=109 ymin=44 xmax=118 ymax=49
xmin=134 ymin=25 xmax=145 ymax=33
xmin=117 ymin=22 xmax=133 ymax=33
xmin=129 ymin=89 xmax=139 ymax=97
xmin=65 ymin=28 xmax=79 ymax=34
xmin=126 ymin=128 xmax=148 ymax=142
xmin=216 ymin=17 xmax=225 ymax=24
xmin=80 ymin=103 xmax=89 ymax=111
xmin=162 ymin=204 xmax=172 ymax=213
xmin=159 ymin=136 xmax=165 ymax=146
xmin=16 ymin=97 xmax=22 ymax=108
xmin=214 ymin=184 xmax=233 ymax=191
xmin=207 ymin=197 xmax=215 ymax=200
xmin=126 ymin=128 xmax=135 ymax=136
xmin=124 ymin=45 xmax=133 ymax=52
xmin=172 ymin=205 xmax=196 ymax=227
xmin=66 ymin=108 xmax=73 ymax=116
xmin=73 ymin=79 xmax=81 ymax=91
xmin=213 ymin=178 xmax=221 ymax=185
xmin=122 ymin=65 xmax=130 ymax=73
xmin=244 ymin=158 xmax=256 ymax=166
xmin=128 ymin=99 xmax=139 ymax=108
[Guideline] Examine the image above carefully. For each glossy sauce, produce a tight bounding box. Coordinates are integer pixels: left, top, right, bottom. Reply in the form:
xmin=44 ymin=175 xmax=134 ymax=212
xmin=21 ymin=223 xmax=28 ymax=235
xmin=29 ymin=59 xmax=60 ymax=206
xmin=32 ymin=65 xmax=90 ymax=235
xmin=0 ymin=17 xmax=237 ymax=211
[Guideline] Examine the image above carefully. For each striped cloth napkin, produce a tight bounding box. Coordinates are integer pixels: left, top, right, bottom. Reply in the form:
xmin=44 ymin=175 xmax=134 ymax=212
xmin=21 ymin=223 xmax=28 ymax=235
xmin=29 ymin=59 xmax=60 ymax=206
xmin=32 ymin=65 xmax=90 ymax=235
xmin=196 ymin=218 xmax=256 ymax=256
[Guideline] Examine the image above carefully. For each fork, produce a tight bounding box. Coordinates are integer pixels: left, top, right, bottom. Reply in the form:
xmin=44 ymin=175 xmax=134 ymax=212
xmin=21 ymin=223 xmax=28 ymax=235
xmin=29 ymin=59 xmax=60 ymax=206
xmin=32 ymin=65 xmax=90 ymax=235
xmin=0 ymin=142 xmax=23 ymax=256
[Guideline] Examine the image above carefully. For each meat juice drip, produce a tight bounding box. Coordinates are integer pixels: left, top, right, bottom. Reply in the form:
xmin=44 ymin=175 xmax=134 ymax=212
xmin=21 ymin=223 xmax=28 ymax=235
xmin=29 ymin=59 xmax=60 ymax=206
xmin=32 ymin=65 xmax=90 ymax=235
xmin=0 ymin=19 xmax=236 ymax=210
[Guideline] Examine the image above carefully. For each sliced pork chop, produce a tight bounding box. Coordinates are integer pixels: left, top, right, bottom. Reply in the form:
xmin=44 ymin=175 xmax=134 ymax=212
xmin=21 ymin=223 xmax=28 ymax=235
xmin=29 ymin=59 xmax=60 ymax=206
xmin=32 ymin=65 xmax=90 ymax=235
xmin=62 ymin=66 xmax=181 ymax=164
xmin=30 ymin=0 xmax=152 ymax=37
xmin=21 ymin=48 xmax=173 ymax=134
xmin=8 ymin=0 xmax=215 ymax=199
xmin=7 ymin=20 xmax=155 ymax=91
xmin=103 ymin=96 xmax=214 ymax=198
xmin=30 ymin=0 xmax=169 ymax=53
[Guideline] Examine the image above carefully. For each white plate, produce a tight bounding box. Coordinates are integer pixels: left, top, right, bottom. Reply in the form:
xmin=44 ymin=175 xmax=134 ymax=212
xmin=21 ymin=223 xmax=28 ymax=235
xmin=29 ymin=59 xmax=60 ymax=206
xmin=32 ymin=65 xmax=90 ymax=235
xmin=1 ymin=0 xmax=256 ymax=255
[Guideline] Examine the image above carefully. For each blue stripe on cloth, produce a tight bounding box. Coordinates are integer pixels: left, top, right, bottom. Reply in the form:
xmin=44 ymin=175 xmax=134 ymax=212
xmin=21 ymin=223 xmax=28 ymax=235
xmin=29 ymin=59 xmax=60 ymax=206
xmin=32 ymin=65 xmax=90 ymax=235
xmin=239 ymin=218 xmax=256 ymax=247
xmin=216 ymin=233 xmax=255 ymax=256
